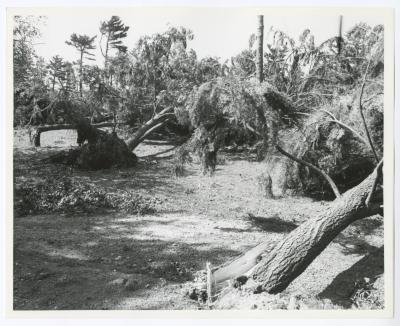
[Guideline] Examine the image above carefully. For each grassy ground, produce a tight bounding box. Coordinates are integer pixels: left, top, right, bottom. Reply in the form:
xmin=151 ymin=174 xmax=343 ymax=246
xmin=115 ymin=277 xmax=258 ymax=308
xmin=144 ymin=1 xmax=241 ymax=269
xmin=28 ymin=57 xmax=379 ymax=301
xmin=13 ymin=129 xmax=384 ymax=310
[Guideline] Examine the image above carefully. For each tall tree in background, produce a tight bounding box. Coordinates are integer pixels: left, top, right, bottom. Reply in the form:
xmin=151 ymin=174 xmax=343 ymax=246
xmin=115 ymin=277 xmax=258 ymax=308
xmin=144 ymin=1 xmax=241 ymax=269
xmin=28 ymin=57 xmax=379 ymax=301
xmin=47 ymin=55 xmax=66 ymax=91
xmin=99 ymin=16 xmax=129 ymax=82
xmin=98 ymin=16 xmax=129 ymax=124
xmin=337 ymin=15 xmax=343 ymax=56
xmin=13 ymin=16 xmax=43 ymax=90
xmin=13 ymin=16 xmax=49 ymax=125
xmin=63 ymin=62 xmax=78 ymax=97
xmin=65 ymin=33 xmax=97 ymax=97
xmin=256 ymin=15 xmax=264 ymax=83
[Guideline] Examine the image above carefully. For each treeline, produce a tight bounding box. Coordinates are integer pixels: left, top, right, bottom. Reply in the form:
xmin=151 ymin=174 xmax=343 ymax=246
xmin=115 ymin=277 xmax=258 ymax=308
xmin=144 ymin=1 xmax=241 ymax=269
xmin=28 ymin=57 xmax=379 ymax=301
xmin=13 ymin=15 xmax=226 ymax=127
xmin=14 ymin=15 xmax=382 ymax=130
xmin=13 ymin=15 xmax=384 ymax=197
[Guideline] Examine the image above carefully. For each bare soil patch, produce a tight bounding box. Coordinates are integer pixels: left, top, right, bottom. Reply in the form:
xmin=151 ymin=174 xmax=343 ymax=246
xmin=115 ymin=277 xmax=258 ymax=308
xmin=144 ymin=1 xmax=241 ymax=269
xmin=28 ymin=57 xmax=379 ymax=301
xmin=13 ymin=130 xmax=384 ymax=310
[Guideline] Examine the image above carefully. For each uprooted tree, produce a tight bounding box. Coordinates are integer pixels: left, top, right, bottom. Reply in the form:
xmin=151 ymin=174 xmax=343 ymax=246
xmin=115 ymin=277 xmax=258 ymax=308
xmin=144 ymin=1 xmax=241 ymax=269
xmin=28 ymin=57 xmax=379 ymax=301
xmin=190 ymin=20 xmax=385 ymax=300
xmin=184 ymin=71 xmax=384 ymax=298
xmin=251 ymin=160 xmax=382 ymax=293
xmin=45 ymin=100 xmax=137 ymax=170
xmin=209 ymin=160 xmax=382 ymax=296
xmin=17 ymin=20 xmax=227 ymax=168
xmin=14 ymin=13 xmax=385 ymax=298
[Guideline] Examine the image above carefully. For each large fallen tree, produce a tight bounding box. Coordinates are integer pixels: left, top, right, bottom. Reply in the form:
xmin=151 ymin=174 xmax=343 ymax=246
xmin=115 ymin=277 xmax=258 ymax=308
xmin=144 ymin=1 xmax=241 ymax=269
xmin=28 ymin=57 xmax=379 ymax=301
xmin=126 ymin=106 xmax=175 ymax=151
xmin=196 ymin=20 xmax=385 ymax=304
xmin=43 ymin=101 xmax=137 ymax=170
xmin=251 ymin=159 xmax=382 ymax=293
xmin=201 ymin=63 xmax=384 ymax=300
xmin=207 ymin=160 xmax=383 ymax=299
xmin=30 ymin=100 xmax=175 ymax=153
xmin=48 ymin=121 xmax=138 ymax=170
xmin=38 ymin=99 xmax=179 ymax=170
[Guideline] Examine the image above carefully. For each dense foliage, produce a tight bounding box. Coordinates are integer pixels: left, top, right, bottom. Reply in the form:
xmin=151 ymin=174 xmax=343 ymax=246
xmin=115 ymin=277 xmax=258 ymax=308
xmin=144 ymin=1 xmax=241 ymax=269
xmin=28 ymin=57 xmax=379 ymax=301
xmin=13 ymin=15 xmax=384 ymax=198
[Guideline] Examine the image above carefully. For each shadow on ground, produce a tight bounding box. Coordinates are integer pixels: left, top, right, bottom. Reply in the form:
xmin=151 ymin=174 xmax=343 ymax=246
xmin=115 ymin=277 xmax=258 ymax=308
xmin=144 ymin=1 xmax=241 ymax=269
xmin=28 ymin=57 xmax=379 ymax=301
xmin=318 ymin=246 xmax=384 ymax=308
xmin=13 ymin=131 xmax=385 ymax=310
xmin=14 ymin=212 xmax=241 ymax=310
xmin=333 ymin=217 xmax=383 ymax=255
xmin=247 ymin=214 xmax=298 ymax=233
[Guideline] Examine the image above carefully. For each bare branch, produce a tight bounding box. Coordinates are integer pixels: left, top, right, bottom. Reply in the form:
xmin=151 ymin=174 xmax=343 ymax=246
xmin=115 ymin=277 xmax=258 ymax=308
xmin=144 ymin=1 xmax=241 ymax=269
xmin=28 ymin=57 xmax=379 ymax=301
xmin=276 ymin=145 xmax=341 ymax=198
xmin=244 ymin=123 xmax=262 ymax=137
xmin=156 ymin=106 xmax=174 ymax=117
xmin=365 ymin=159 xmax=384 ymax=207
xmin=320 ymin=108 xmax=336 ymax=120
xmin=138 ymin=120 xmax=171 ymax=143
xmin=359 ymin=60 xmax=380 ymax=163
xmin=320 ymin=109 xmax=369 ymax=147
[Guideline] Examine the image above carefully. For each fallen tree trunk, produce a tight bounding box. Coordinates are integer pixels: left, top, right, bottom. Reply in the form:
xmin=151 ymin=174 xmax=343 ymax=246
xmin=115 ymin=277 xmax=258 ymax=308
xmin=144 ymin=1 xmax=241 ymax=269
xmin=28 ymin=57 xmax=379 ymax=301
xmin=31 ymin=122 xmax=126 ymax=147
xmin=251 ymin=161 xmax=382 ymax=293
xmin=212 ymin=241 xmax=276 ymax=285
xmin=209 ymin=161 xmax=383 ymax=296
xmin=126 ymin=107 xmax=174 ymax=151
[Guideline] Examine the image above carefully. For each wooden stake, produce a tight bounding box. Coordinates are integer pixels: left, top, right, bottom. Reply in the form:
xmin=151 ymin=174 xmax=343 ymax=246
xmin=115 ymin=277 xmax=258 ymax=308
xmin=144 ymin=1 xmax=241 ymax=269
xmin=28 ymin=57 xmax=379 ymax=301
xmin=206 ymin=262 xmax=214 ymax=307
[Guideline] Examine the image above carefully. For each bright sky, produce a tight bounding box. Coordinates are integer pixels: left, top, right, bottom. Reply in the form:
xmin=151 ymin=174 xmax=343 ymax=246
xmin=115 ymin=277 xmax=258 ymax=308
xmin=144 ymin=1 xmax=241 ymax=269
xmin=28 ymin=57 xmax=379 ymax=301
xmin=32 ymin=8 xmax=385 ymax=65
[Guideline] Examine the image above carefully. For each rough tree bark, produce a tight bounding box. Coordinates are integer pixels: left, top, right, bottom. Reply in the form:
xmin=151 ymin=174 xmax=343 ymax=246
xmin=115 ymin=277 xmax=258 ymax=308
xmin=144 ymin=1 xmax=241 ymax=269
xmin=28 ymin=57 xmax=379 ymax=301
xmin=251 ymin=160 xmax=383 ymax=293
xmin=209 ymin=161 xmax=383 ymax=295
xmin=126 ymin=106 xmax=174 ymax=151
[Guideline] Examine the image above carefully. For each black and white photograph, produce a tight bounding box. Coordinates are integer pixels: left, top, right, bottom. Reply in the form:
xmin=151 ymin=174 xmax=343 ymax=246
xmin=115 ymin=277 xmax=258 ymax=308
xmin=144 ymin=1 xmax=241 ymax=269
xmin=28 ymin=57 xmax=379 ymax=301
xmin=5 ymin=3 xmax=396 ymax=316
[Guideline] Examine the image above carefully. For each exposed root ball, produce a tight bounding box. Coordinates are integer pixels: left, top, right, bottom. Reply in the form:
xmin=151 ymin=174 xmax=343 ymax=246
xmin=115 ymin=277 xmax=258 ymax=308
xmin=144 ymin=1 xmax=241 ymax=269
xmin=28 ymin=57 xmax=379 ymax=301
xmin=51 ymin=131 xmax=137 ymax=170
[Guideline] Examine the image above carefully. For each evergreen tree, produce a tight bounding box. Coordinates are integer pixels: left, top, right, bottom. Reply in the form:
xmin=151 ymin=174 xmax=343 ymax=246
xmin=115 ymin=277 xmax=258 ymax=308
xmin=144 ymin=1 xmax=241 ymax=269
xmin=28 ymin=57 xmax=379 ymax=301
xmin=65 ymin=33 xmax=97 ymax=96
xmin=99 ymin=16 xmax=129 ymax=80
xmin=47 ymin=55 xmax=66 ymax=91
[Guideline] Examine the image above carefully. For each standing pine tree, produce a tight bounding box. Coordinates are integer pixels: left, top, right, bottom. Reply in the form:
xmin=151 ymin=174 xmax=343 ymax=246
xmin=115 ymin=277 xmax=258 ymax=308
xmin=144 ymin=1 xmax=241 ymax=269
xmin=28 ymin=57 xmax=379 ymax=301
xmin=47 ymin=55 xmax=66 ymax=91
xmin=99 ymin=16 xmax=129 ymax=82
xmin=99 ymin=16 xmax=129 ymax=126
xmin=65 ymin=33 xmax=97 ymax=97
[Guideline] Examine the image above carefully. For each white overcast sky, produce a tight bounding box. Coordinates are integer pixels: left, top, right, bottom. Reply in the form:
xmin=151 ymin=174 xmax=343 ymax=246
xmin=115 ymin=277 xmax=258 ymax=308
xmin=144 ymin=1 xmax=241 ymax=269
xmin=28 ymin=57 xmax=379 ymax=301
xmin=31 ymin=8 xmax=385 ymax=65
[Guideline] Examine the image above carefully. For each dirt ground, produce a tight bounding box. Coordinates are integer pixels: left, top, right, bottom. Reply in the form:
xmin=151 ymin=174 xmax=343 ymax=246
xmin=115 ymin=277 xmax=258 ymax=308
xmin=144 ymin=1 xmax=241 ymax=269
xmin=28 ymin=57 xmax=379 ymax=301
xmin=13 ymin=129 xmax=384 ymax=310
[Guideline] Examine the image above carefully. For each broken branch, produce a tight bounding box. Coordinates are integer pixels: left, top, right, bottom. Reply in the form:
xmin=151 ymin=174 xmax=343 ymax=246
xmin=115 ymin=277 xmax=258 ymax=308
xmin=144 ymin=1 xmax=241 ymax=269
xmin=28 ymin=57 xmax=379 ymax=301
xmin=320 ymin=109 xmax=369 ymax=147
xmin=276 ymin=145 xmax=341 ymax=198
xmin=365 ymin=159 xmax=383 ymax=207
xmin=359 ymin=60 xmax=380 ymax=163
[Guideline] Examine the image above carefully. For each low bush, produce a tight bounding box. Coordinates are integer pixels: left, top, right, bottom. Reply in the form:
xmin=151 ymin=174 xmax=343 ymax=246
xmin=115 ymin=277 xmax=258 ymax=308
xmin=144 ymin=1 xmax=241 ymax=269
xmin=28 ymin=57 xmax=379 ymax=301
xmin=14 ymin=177 xmax=158 ymax=217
